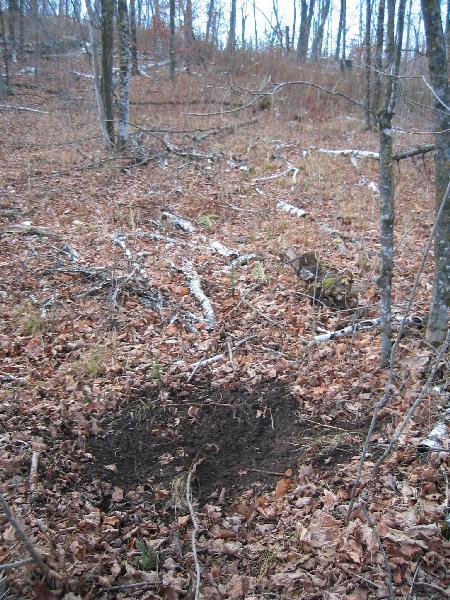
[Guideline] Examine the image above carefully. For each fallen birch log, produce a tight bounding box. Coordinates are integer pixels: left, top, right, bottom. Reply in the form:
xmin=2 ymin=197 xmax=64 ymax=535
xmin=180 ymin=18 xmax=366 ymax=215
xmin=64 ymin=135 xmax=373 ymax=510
xmin=230 ymin=253 xmax=259 ymax=269
xmin=209 ymin=240 xmax=239 ymax=258
xmin=277 ymin=200 xmax=306 ymax=217
xmin=310 ymin=315 xmax=424 ymax=344
xmin=417 ymin=405 xmax=449 ymax=454
xmin=162 ymin=211 xmax=196 ymax=233
xmin=318 ymin=148 xmax=380 ymax=160
xmin=182 ymin=259 xmax=216 ymax=329
xmin=318 ymin=145 xmax=435 ymax=162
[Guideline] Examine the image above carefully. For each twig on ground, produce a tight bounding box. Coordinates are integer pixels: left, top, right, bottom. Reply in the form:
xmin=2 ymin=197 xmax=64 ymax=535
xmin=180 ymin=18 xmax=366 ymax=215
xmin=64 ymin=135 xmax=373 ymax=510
xmin=0 ymin=492 xmax=50 ymax=580
xmin=0 ymin=557 xmax=35 ymax=571
xmin=0 ymin=104 xmax=49 ymax=114
xmin=29 ymin=451 xmax=40 ymax=494
xmin=186 ymin=456 xmax=203 ymax=600
xmin=106 ymin=581 xmax=159 ymax=593
xmin=185 ymin=335 xmax=257 ymax=380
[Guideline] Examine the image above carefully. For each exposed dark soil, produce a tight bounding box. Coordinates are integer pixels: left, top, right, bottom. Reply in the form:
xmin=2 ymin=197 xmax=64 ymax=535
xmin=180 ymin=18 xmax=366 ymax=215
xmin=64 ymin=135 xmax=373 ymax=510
xmin=88 ymin=381 xmax=367 ymax=505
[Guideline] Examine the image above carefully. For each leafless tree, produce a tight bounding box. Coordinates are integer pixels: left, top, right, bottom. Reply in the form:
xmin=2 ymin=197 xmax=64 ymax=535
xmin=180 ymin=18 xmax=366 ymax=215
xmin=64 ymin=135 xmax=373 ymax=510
xmin=364 ymin=0 xmax=372 ymax=129
xmin=378 ymin=0 xmax=406 ymax=362
xmin=227 ymin=0 xmax=236 ymax=52
xmin=420 ymin=0 xmax=450 ymax=345
xmin=311 ymin=0 xmax=331 ymax=60
xmin=117 ymin=0 xmax=130 ymax=150
xmin=169 ymin=0 xmax=175 ymax=79
xmin=129 ymin=0 xmax=139 ymax=74
xmin=100 ymin=0 xmax=115 ymax=145
xmin=297 ymin=0 xmax=315 ymax=61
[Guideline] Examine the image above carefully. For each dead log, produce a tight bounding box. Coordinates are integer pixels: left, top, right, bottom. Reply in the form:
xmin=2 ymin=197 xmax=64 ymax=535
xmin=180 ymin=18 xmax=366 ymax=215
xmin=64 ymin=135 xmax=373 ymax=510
xmin=277 ymin=201 xmax=306 ymax=217
xmin=417 ymin=404 xmax=449 ymax=453
xmin=182 ymin=259 xmax=216 ymax=329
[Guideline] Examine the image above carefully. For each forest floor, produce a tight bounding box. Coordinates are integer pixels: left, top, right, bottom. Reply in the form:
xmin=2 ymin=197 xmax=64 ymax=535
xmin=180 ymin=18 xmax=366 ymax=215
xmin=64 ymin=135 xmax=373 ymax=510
xmin=0 ymin=53 xmax=448 ymax=600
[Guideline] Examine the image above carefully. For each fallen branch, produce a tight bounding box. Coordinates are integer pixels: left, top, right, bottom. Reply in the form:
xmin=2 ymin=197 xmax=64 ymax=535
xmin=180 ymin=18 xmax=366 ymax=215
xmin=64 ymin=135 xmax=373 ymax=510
xmin=0 ymin=223 xmax=61 ymax=239
xmin=162 ymin=211 xmax=195 ymax=233
xmin=230 ymin=253 xmax=259 ymax=269
xmin=186 ymin=457 xmax=203 ymax=600
xmin=194 ymin=117 xmax=260 ymax=142
xmin=276 ymin=200 xmax=306 ymax=218
xmin=0 ymin=557 xmax=35 ymax=571
xmin=182 ymin=259 xmax=216 ymax=329
xmin=310 ymin=315 xmax=424 ymax=344
xmin=208 ymin=240 xmax=238 ymax=258
xmin=0 ymin=104 xmax=49 ymax=114
xmin=417 ymin=404 xmax=450 ymax=453
xmin=317 ymin=144 xmax=435 ymax=162
xmin=0 ymin=492 xmax=50 ymax=580
xmin=252 ymin=165 xmax=297 ymax=184
xmin=29 ymin=451 xmax=40 ymax=495
xmin=186 ymin=335 xmax=257 ymax=381
xmin=318 ymin=148 xmax=380 ymax=160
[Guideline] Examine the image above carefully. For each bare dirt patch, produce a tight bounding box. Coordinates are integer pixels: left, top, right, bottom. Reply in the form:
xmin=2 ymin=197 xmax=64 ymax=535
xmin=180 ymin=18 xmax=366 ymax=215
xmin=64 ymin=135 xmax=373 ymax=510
xmin=88 ymin=381 xmax=366 ymax=505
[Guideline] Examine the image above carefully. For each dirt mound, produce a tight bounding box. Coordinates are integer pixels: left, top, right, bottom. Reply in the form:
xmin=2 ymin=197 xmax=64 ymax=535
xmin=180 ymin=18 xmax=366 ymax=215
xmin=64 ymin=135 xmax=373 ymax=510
xmin=87 ymin=382 xmax=306 ymax=503
xmin=87 ymin=381 xmax=366 ymax=505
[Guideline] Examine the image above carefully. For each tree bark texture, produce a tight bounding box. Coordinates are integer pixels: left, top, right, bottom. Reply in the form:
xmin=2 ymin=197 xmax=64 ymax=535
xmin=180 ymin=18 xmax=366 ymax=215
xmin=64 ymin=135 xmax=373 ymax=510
xmin=311 ymin=0 xmax=330 ymax=60
xmin=227 ymin=0 xmax=236 ymax=52
xmin=100 ymin=0 xmax=115 ymax=145
xmin=297 ymin=0 xmax=315 ymax=61
xmin=169 ymin=0 xmax=175 ymax=79
xmin=364 ymin=0 xmax=372 ymax=129
xmin=117 ymin=0 xmax=130 ymax=150
xmin=378 ymin=0 xmax=406 ymax=363
xmin=373 ymin=0 xmax=385 ymax=115
xmin=421 ymin=0 xmax=450 ymax=344
xmin=129 ymin=0 xmax=138 ymax=74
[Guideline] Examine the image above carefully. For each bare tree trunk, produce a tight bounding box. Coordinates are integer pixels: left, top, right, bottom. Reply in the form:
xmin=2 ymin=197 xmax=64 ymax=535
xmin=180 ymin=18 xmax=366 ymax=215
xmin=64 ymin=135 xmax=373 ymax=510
xmin=335 ymin=0 xmax=344 ymax=59
xmin=8 ymin=0 xmax=16 ymax=61
xmin=285 ymin=25 xmax=290 ymax=55
xmin=373 ymin=0 xmax=385 ymax=116
xmin=129 ymin=0 xmax=138 ymax=74
xmin=86 ymin=0 xmax=110 ymax=147
xmin=241 ymin=4 xmax=247 ymax=47
xmin=100 ymin=0 xmax=115 ymax=145
xmin=206 ymin=0 xmax=214 ymax=42
xmin=153 ymin=0 xmax=161 ymax=58
xmin=378 ymin=0 xmax=406 ymax=363
xmin=227 ymin=0 xmax=236 ymax=52
xmin=169 ymin=0 xmax=175 ymax=79
xmin=184 ymin=0 xmax=194 ymax=45
xmin=297 ymin=0 xmax=315 ymax=61
xmin=364 ymin=0 xmax=372 ymax=129
xmin=421 ymin=0 xmax=450 ymax=345
xmin=0 ymin=8 xmax=10 ymax=91
xmin=253 ymin=0 xmax=258 ymax=49
xmin=18 ymin=0 xmax=23 ymax=59
xmin=311 ymin=0 xmax=330 ymax=60
xmin=291 ymin=0 xmax=296 ymax=49
xmin=117 ymin=0 xmax=130 ymax=150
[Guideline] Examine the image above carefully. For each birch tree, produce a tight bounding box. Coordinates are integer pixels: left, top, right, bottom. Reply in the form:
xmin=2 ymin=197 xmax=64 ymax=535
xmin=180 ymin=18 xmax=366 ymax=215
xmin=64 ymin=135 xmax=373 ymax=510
xmin=420 ymin=0 xmax=450 ymax=344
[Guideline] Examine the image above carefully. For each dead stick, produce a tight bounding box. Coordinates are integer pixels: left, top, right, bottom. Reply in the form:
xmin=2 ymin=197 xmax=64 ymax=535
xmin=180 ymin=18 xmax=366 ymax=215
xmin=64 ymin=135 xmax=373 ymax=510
xmin=360 ymin=504 xmax=394 ymax=600
xmin=0 ymin=491 xmax=49 ymax=579
xmin=0 ymin=557 xmax=35 ymax=571
xmin=29 ymin=451 xmax=40 ymax=494
xmin=186 ymin=458 xmax=202 ymax=600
